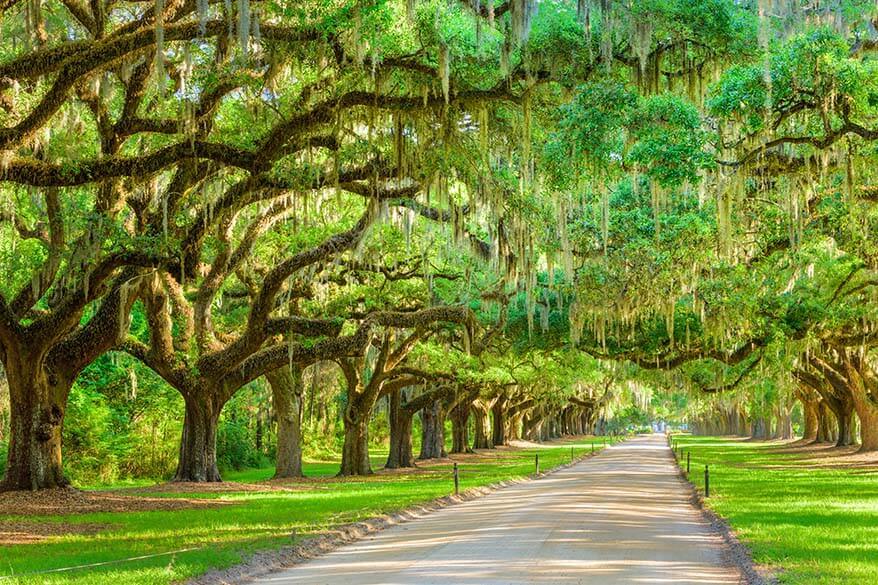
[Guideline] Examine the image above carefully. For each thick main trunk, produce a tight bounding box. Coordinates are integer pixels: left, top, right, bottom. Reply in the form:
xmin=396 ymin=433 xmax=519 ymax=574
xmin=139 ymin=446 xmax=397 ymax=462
xmin=508 ymin=412 xmax=524 ymax=440
xmin=582 ymin=409 xmax=597 ymax=435
xmin=338 ymin=396 xmax=374 ymax=476
xmin=471 ymin=402 xmax=492 ymax=449
xmin=778 ymin=412 xmax=794 ymax=440
xmin=848 ymin=382 xmax=878 ymax=452
xmin=523 ymin=411 xmax=544 ymax=441
xmin=539 ymin=419 xmax=550 ymax=441
xmin=385 ymin=389 xmax=415 ymax=469
xmin=817 ymin=402 xmax=837 ymax=443
xmin=339 ymin=411 xmax=371 ymax=476
xmin=750 ymin=416 xmax=770 ymax=440
xmin=450 ymin=402 xmax=471 ymax=454
xmin=174 ymin=392 xmax=224 ymax=482
xmin=801 ymin=398 xmax=819 ymax=442
xmin=266 ymin=366 xmax=304 ymax=479
xmin=836 ymin=408 xmax=855 ymax=447
xmin=579 ymin=413 xmax=589 ymax=435
xmin=418 ymin=399 xmax=446 ymax=460
xmin=491 ymin=398 xmax=507 ymax=446
xmin=857 ymin=405 xmax=878 ymax=452
xmin=1 ymin=358 xmax=71 ymax=491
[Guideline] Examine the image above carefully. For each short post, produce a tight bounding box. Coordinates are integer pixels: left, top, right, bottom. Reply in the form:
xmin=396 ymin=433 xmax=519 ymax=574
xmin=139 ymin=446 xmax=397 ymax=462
xmin=571 ymin=446 xmax=575 ymax=462
xmin=591 ymin=441 xmax=595 ymax=455
xmin=453 ymin=462 xmax=459 ymax=496
xmin=704 ymin=465 xmax=710 ymax=498
xmin=535 ymin=453 xmax=540 ymax=475
xmin=686 ymin=451 xmax=691 ymax=474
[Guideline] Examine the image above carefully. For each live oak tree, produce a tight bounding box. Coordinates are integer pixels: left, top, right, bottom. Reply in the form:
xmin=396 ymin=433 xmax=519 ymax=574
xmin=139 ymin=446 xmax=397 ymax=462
xmin=7 ymin=0 xmax=878 ymax=491
xmin=0 ymin=0 xmax=570 ymax=489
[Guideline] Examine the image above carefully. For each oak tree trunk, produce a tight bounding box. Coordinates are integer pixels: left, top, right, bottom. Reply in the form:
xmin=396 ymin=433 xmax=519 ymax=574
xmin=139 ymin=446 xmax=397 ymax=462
xmin=266 ymin=366 xmax=304 ymax=479
xmin=471 ymin=402 xmax=492 ymax=449
xmin=174 ymin=392 xmax=224 ymax=482
xmin=339 ymin=409 xmax=371 ymax=476
xmin=1 ymin=357 xmax=71 ymax=491
xmin=450 ymin=402 xmax=471 ymax=454
xmin=750 ymin=416 xmax=770 ymax=440
xmin=491 ymin=398 xmax=507 ymax=446
xmin=848 ymin=380 xmax=878 ymax=452
xmin=835 ymin=405 xmax=855 ymax=447
xmin=418 ymin=399 xmax=446 ymax=460
xmin=508 ymin=412 xmax=524 ymax=440
xmin=385 ymin=389 xmax=415 ymax=469
xmin=801 ymin=398 xmax=819 ymax=442
xmin=817 ymin=402 xmax=837 ymax=443
xmin=778 ymin=412 xmax=794 ymax=440
xmin=523 ymin=412 xmax=543 ymax=441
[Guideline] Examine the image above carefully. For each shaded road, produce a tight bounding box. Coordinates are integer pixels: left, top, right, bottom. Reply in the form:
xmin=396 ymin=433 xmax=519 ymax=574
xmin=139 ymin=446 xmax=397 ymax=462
xmin=255 ymin=434 xmax=744 ymax=584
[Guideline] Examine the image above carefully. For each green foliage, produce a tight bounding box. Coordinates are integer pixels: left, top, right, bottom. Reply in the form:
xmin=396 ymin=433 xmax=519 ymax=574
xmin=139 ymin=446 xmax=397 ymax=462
xmin=545 ymin=86 xmax=711 ymax=191
xmin=216 ymin=418 xmax=266 ymax=472
xmin=629 ymin=94 xmax=714 ymax=187
xmin=64 ymin=354 xmax=183 ymax=483
xmin=63 ymin=386 xmax=127 ymax=485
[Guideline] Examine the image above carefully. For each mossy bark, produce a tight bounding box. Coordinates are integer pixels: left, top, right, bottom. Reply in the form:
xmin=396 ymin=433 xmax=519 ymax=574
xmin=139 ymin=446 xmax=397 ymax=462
xmin=174 ymin=391 xmax=225 ymax=482
xmin=418 ymin=399 xmax=446 ymax=460
xmin=471 ymin=401 xmax=492 ymax=449
xmin=385 ymin=389 xmax=415 ymax=469
xmin=266 ymin=366 xmax=304 ymax=479
xmin=1 ymin=355 xmax=71 ymax=491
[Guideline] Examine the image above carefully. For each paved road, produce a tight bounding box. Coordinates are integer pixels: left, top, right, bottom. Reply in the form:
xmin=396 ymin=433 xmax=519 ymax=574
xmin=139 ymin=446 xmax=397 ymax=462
xmin=255 ymin=434 xmax=744 ymax=584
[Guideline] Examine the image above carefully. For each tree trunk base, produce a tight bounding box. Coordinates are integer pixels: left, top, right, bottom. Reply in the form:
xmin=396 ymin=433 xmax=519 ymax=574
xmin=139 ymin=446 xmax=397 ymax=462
xmin=173 ymin=394 xmax=223 ymax=483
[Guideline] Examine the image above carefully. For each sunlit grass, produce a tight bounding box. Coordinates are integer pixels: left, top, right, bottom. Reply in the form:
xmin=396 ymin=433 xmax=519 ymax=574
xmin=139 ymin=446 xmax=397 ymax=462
xmin=1 ymin=437 xmax=614 ymax=584
xmin=672 ymin=435 xmax=878 ymax=584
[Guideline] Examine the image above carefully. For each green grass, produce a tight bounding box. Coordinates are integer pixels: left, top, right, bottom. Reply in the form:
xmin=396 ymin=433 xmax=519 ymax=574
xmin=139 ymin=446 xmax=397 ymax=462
xmin=1 ymin=437 xmax=617 ymax=584
xmin=671 ymin=435 xmax=878 ymax=585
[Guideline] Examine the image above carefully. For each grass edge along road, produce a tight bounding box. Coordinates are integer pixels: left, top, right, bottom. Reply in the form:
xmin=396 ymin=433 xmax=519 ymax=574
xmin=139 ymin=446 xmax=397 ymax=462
xmin=670 ymin=435 xmax=878 ymax=585
xmin=0 ymin=436 xmax=620 ymax=585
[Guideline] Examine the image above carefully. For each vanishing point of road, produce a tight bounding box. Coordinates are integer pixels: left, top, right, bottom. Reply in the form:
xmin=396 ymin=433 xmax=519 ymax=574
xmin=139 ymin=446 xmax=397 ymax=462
xmin=255 ymin=434 xmax=744 ymax=584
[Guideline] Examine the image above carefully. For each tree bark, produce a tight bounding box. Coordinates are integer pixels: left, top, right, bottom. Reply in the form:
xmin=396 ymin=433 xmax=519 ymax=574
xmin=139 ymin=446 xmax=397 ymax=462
xmin=1 ymin=356 xmax=71 ymax=491
xmin=800 ymin=396 xmax=819 ymax=442
xmin=750 ymin=416 xmax=770 ymax=440
xmin=523 ymin=410 xmax=544 ymax=441
xmin=418 ymin=399 xmax=446 ymax=460
xmin=508 ymin=411 xmax=524 ymax=440
xmin=817 ymin=401 xmax=837 ymax=443
xmin=778 ymin=410 xmax=793 ymax=440
xmin=471 ymin=400 xmax=492 ymax=449
xmin=846 ymin=370 xmax=878 ymax=452
xmin=174 ymin=391 xmax=224 ymax=482
xmin=857 ymin=406 xmax=878 ymax=451
xmin=266 ymin=365 xmax=304 ymax=478
xmin=450 ymin=401 xmax=471 ymax=454
xmin=385 ymin=388 xmax=415 ymax=468
xmin=339 ymin=407 xmax=371 ymax=476
xmin=491 ymin=396 xmax=507 ymax=446
xmin=836 ymin=407 xmax=855 ymax=447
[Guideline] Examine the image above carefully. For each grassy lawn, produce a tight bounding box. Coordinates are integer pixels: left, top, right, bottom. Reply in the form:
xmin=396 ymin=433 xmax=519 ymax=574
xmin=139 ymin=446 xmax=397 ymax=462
xmin=1 ymin=437 xmax=616 ymax=584
xmin=671 ymin=435 xmax=878 ymax=585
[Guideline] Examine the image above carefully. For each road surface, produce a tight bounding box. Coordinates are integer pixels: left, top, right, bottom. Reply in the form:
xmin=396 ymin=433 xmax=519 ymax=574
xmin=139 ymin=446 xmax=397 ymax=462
xmin=255 ymin=434 xmax=744 ymax=584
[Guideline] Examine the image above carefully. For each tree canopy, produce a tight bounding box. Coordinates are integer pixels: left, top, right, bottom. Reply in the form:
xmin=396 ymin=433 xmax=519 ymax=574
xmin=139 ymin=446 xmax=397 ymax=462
xmin=2 ymin=0 xmax=878 ymax=490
